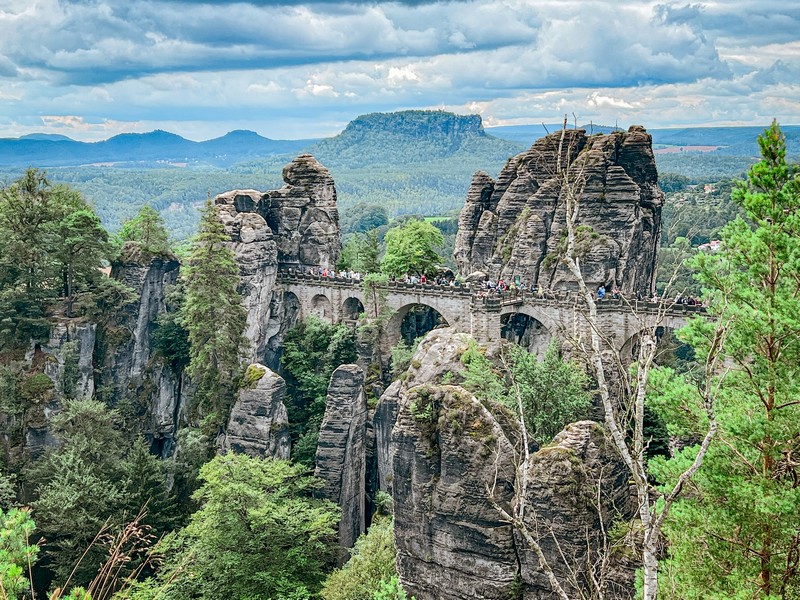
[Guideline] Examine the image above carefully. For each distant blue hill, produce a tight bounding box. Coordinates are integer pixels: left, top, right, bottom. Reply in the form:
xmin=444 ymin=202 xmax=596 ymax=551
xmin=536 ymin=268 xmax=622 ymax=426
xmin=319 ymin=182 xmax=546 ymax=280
xmin=0 ymin=129 xmax=316 ymax=168
xmin=16 ymin=133 xmax=75 ymax=142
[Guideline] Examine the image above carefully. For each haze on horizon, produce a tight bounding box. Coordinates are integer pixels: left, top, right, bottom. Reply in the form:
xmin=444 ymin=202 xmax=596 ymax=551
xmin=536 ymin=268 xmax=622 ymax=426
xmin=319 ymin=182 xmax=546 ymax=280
xmin=1 ymin=0 xmax=798 ymax=143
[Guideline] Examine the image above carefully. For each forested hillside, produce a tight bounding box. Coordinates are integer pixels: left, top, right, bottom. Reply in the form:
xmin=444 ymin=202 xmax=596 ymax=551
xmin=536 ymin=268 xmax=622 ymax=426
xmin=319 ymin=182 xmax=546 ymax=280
xmin=1 ymin=112 xmax=793 ymax=242
xmin=0 ymin=111 xmax=524 ymax=238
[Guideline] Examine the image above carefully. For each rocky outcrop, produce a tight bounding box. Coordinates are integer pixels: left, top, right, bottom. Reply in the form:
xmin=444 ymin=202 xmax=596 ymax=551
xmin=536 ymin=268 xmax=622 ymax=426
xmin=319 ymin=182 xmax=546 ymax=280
xmin=23 ymin=321 xmax=96 ymax=459
xmin=265 ymin=154 xmax=340 ymax=270
xmin=221 ymin=364 xmax=290 ymax=459
xmin=315 ymin=364 xmax=367 ymax=554
xmin=393 ymin=383 xmax=521 ymax=600
xmin=214 ymin=154 xmax=340 ymax=364
xmin=388 ymin=329 xmax=636 ymax=599
xmin=374 ymin=380 xmax=401 ymax=494
xmin=454 ymin=126 xmax=663 ymax=296
xmin=216 ymin=191 xmax=279 ymax=361
xmin=521 ymin=421 xmax=636 ymax=599
xmin=99 ymin=249 xmax=181 ymax=455
xmin=386 ymin=329 xmax=520 ymax=599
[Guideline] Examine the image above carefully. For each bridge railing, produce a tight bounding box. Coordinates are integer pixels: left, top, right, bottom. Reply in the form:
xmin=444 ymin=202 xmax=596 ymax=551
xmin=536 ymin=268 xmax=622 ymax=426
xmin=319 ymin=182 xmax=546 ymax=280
xmin=276 ymin=269 xmax=474 ymax=297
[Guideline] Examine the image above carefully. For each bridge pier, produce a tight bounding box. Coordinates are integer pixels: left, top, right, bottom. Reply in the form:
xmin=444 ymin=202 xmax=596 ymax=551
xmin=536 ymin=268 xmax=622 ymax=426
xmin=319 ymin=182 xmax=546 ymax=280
xmin=470 ymin=296 xmax=501 ymax=343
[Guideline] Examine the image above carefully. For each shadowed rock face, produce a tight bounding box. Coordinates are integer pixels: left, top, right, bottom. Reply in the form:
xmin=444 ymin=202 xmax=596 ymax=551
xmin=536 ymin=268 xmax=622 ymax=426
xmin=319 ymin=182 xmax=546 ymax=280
xmin=387 ymin=329 xmax=636 ymax=600
xmin=222 ymin=364 xmax=290 ymax=459
xmin=315 ymin=364 xmax=368 ymax=556
xmin=454 ymin=126 xmax=663 ymax=296
xmin=521 ymin=421 xmax=636 ymax=599
xmin=23 ymin=322 xmax=96 ymax=460
xmin=101 ymin=250 xmax=182 ymax=456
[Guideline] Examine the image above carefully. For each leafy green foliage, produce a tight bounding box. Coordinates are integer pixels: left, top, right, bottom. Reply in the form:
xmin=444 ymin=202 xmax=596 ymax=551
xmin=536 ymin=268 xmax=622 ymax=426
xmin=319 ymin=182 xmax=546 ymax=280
xmin=179 ymin=199 xmax=246 ymax=426
xmin=381 ymin=219 xmax=444 ymax=278
xmin=280 ymin=317 xmax=357 ymax=467
xmin=0 ymin=169 xmax=117 ymax=346
xmin=461 ymin=341 xmax=592 ymax=447
xmin=0 ymin=507 xmax=38 ymax=599
xmin=341 ymin=203 xmax=389 ymax=236
xmin=372 ymin=577 xmax=415 ymax=600
xmin=114 ymin=205 xmax=171 ymax=258
xmin=389 ymin=339 xmax=420 ymax=378
xmin=321 ymin=517 xmax=397 ymax=600
xmin=339 ymin=230 xmax=381 ymax=274
xmin=153 ymin=454 xmax=339 ymax=600
xmin=26 ymin=400 xmax=176 ymax=589
xmin=650 ymin=122 xmax=800 ymax=599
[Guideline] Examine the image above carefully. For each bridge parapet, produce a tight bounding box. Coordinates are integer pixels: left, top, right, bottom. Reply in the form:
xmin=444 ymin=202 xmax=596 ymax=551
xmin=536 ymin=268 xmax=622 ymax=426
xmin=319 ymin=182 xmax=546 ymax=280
xmin=276 ymin=269 xmax=474 ymax=299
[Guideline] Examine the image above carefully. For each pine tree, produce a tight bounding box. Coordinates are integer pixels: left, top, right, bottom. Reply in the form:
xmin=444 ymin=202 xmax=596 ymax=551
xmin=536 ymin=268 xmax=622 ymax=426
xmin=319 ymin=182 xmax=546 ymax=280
xmin=115 ymin=205 xmax=171 ymax=257
xmin=652 ymin=121 xmax=800 ymax=598
xmin=180 ymin=199 xmax=246 ymax=426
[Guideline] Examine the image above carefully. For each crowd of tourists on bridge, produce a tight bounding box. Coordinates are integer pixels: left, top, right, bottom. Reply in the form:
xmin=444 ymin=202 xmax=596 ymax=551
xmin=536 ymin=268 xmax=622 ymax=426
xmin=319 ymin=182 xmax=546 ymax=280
xmin=306 ymin=266 xmax=707 ymax=307
xmin=308 ymin=266 xmax=464 ymax=287
xmin=314 ymin=267 xmax=364 ymax=281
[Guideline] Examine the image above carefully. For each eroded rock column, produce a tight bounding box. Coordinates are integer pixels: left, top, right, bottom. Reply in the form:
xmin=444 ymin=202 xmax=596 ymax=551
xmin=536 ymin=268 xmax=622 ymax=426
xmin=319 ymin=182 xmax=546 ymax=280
xmin=221 ymin=364 xmax=291 ymax=459
xmin=315 ymin=364 xmax=368 ymax=554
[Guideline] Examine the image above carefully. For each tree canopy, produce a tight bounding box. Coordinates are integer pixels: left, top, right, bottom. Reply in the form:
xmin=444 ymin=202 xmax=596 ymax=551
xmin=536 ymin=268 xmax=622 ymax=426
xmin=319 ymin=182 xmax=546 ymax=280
xmin=0 ymin=169 xmax=113 ymax=345
xmin=651 ymin=121 xmax=800 ymax=599
xmin=152 ymin=454 xmax=339 ymax=600
xmin=179 ymin=199 xmax=246 ymax=426
xmin=380 ymin=219 xmax=444 ymax=278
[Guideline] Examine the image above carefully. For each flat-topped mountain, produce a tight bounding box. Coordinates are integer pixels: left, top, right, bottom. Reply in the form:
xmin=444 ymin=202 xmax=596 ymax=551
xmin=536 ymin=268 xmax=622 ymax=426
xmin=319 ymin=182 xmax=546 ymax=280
xmin=307 ymin=110 xmax=523 ymax=167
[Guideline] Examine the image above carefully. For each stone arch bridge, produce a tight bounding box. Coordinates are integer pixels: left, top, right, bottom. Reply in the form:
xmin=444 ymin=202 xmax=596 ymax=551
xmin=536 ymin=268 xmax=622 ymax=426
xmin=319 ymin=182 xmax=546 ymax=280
xmin=276 ymin=271 xmax=706 ymax=354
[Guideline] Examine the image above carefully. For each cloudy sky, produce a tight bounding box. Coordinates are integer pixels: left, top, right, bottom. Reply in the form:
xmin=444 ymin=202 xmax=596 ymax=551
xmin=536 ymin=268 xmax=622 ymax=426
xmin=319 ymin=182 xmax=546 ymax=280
xmin=1 ymin=0 xmax=798 ymax=141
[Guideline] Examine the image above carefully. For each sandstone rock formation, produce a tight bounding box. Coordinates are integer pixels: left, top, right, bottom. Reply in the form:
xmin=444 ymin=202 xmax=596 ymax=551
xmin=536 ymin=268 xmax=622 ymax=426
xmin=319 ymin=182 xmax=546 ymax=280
xmin=387 ymin=329 xmax=636 ymax=599
xmin=221 ymin=364 xmax=291 ymax=459
xmin=216 ymin=190 xmax=279 ymax=361
xmin=23 ymin=321 xmax=96 ymax=459
xmin=315 ymin=364 xmax=368 ymax=555
xmin=215 ymin=154 xmax=340 ymax=365
xmin=99 ymin=247 xmax=182 ymax=456
xmin=521 ymin=420 xmax=636 ymax=599
xmin=266 ymin=154 xmax=340 ymax=269
xmin=454 ymin=126 xmax=663 ymax=296
xmin=393 ymin=383 xmax=521 ymax=600
xmin=386 ymin=329 xmax=521 ymax=599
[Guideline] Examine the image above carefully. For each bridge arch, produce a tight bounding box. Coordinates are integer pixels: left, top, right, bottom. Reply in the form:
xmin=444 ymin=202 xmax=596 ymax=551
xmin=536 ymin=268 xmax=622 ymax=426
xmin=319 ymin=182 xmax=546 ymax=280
xmin=342 ymin=296 xmax=365 ymax=321
xmin=386 ymin=302 xmax=451 ymax=347
xmin=310 ymin=293 xmax=334 ymax=322
xmin=501 ymin=308 xmax=554 ymax=357
xmin=619 ymin=325 xmax=692 ymax=366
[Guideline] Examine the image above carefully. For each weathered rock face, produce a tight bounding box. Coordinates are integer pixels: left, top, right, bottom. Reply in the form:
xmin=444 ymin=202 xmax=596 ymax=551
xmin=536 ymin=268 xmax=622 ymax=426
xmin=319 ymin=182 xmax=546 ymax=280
xmin=214 ymin=154 xmax=340 ymax=364
xmin=389 ymin=329 xmax=636 ymax=599
xmin=521 ymin=421 xmax=636 ymax=599
xmin=216 ymin=191 xmax=279 ymax=361
xmin=314 ymin=364 xmax=367 ymax=555
xmin=23 ymin=321 xmax=96 ymax=459
xmin=266 ymin=154 xmax=340 ymax=269
xmin=386 ymin=329 xmax=520 ymax=599
xmin=454 ymin=126 xmax=663 ymax=296
xmin=221 ymin=364 xmax=291 ymax=459
xmin=393 ymin=383 xmax=521 ymax=600
xmin=99 ymin=250 xmax=182 ymax=456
